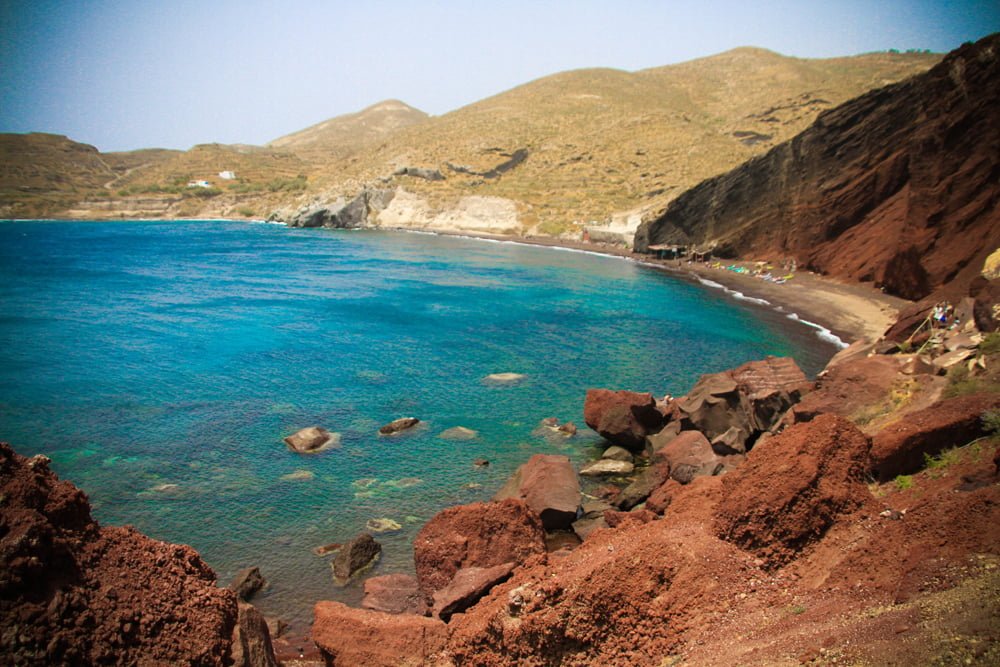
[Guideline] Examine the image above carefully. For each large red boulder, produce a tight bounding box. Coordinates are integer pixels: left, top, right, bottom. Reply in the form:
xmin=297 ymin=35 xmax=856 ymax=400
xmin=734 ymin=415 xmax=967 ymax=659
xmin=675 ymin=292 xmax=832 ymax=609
xmin=413 ymin=498 xmax=546 ymax=595
xmin=583 ymin=389 xmax=666 ymax=451
xmin=870 ymin=393 xmax=1000 ymax=481
xmin=431 ymin=562 xmax=515 ymax=621
xmin=658 ymin=430 xmax=722 ymax=483
xmin=362 ymin=574 xmax=429 ymax=616
xmin=0 ymin=443 xmax=237 ymax=665
xmin=493 ymin=454 xmax=581 ymax=530
xmin=713 ymin=414 xmax=873 ymax=567
xmin=312 ymin=601 xmax=447 ymax=666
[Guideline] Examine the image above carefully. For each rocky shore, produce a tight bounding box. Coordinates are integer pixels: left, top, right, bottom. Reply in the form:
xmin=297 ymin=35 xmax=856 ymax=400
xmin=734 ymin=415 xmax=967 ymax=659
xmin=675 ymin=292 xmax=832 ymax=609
xmin=5 ymin=264 xmax=996 ymax=664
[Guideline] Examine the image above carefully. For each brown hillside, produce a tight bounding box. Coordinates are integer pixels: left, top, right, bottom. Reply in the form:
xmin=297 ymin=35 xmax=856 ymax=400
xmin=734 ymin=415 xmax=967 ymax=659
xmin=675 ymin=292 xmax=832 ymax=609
xmin=636 ymin=34 xmax=1000 ymax=302
xmin=301 ymin=48 xmax=938 ymax=233
xmin=268 ymin=99 xmax=429 ymax=158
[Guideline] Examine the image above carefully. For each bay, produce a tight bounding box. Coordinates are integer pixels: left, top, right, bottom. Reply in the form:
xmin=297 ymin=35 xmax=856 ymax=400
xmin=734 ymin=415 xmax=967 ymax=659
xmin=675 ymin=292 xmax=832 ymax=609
xmin=0 ymin=219 xmax=835 ymax=627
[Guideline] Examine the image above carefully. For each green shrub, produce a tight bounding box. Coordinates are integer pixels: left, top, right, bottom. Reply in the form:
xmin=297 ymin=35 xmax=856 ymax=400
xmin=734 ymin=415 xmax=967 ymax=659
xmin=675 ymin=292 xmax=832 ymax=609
xmin=983 ymin=409 xmax=1000 ymax=435
xmin=894 ymin=475 xmax=913 ymax=491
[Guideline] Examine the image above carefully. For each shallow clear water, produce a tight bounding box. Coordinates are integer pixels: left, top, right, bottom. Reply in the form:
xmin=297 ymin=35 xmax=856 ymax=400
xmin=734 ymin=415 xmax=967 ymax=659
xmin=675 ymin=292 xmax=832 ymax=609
xmin=0 ymin=220 xmax=835 ymax=628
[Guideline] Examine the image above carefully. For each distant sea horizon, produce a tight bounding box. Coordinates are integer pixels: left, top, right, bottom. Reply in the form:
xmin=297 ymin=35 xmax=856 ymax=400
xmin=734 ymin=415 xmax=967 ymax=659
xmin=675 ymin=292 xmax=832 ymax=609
xmin=0 ymin=219 xmax=838 ymax=629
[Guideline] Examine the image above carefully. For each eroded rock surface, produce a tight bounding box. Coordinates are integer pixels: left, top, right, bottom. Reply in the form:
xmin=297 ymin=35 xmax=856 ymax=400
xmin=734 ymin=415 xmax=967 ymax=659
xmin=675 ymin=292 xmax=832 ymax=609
xmin=0 ymin=443 xmax=238 ymax=665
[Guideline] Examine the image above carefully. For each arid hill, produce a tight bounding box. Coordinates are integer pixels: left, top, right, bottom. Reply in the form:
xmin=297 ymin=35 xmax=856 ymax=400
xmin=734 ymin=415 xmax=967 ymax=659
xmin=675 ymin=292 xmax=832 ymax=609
xmin=1 ymin=47 xmax=938 ymax=227
xmin=636 ymin=33 xmax=1000 ymax=302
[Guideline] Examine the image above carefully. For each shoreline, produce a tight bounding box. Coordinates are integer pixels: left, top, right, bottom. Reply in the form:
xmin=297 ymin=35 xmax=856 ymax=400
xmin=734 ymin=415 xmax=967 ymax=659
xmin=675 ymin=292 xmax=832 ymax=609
xmin=4 ymin=217 xmax=908 ymax=344
xmin=399 ymin=228 xmax=908 ymax=346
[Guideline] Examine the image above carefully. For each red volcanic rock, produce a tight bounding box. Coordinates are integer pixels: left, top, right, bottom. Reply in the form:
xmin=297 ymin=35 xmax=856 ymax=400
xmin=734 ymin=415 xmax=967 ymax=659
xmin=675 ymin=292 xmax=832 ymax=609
xmin=659 ymin=430 xmax=721 ymax=484
xmin=431 ymin=562 xmax=515 ymax=622
xmin=603 ymin=508 xmax=657 ymax=529
xmin=413 ymin=498 xmax=545 ymax=595
xmin=636 ymin=35 xmax=1000 ymax=302
xmin=870 ymin=393 xmax=1000 ymax=482
xmin=312 ymin=601 xmax=447 ymax=666
xmin=615 ymin=450 xmax=672 ymax=510
xmin=788 ymin=355 xmax=911 ymax=423
xmin=362 ymin=574 xmax=429 ymax=616
xmin=714 ymin=414 xmax=872 ymax=567
xmin=446 ymin=518 xmax=761 ymax=665
xmin=583 ymin=389 xmax=666 ymax=451
xmin=493 ymin=454 xmax=581 ymax=530
xmin=0 ymin=443 xmax=237 ymax=665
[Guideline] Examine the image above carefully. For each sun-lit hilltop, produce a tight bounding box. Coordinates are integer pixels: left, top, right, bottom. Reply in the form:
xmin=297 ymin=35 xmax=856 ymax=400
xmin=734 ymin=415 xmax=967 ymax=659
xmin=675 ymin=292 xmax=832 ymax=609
xmin=1 ymin=47 xmax=939 ymax=229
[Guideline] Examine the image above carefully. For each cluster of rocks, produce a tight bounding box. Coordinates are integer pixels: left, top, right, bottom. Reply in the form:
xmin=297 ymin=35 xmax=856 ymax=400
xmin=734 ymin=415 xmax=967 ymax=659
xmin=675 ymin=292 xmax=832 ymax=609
xmin=281 ymin=187 xmax=395 ymax=228
xmin=0 ymin=442 xmax=278 ymax=666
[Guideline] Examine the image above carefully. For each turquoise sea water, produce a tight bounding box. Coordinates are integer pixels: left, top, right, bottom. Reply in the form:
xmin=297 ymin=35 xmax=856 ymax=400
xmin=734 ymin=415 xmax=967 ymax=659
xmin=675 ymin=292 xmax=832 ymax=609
xmin=0 ymin=220 xmax=836 ymax=628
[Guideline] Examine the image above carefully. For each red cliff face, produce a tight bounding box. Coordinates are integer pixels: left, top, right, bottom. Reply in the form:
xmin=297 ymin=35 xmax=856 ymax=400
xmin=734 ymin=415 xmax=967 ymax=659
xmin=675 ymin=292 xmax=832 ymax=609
xmin=0 ymin=443 xmax=237 ymax=665
xmin=636 ymin=34 xmax=1000 ymax=301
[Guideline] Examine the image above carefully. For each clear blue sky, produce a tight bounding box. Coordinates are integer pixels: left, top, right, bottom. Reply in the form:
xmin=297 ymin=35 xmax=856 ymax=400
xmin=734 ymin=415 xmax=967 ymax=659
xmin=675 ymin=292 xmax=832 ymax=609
xmin=1 ymin=0 xmax=997 ymax=152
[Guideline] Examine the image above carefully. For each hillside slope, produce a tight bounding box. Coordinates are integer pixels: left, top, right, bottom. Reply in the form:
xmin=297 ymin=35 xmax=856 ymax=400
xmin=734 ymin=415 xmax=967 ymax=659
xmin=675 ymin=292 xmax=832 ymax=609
xmin=295 ymin=48 xmax=938 ymax=234
xmin=268 ymin=99 xmax=429 ymax=158
xmin=1 ymin=47 xmax=938 ymax=227
xmin=635 ymin=34 xmax=1000 ymax=301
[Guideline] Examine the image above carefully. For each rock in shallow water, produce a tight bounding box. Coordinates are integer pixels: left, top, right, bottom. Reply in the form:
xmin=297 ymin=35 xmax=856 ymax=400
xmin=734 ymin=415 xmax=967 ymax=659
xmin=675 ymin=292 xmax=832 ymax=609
xmin=580 ymin=459 xmax=635 ymax=477
xmin=332 ymin=533 xmax=382 ymax=583
xmin=379 ymin=417 xmax=420 ymax=435
xmin=283 ymin=426 xmax=340 ymax=453
xmin=439 ymin=426 xmax=479 ymax=440
xmin=483 ymin=372 xmax=527 ymax=384
xmin=366 ymin=518 xmax=403 ymax=534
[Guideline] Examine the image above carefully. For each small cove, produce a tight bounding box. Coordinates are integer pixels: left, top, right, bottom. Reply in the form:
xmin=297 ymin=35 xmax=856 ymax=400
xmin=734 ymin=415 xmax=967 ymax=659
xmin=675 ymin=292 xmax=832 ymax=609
xmin=0 ymin=219 xmax=839 ymax=629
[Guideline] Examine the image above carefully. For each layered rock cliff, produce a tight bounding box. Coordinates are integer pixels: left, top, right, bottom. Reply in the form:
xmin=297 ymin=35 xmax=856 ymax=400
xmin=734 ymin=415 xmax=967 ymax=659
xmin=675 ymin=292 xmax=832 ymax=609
xmin=635 ymin=34 xmax=1000 ymax=301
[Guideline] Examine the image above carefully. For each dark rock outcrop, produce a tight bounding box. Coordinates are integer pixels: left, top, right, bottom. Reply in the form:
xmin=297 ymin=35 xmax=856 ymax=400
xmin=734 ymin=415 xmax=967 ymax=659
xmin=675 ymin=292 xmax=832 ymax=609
xmin=0 ymin=443 xmax=237 ymax=665
xmin=286 ymin=187 xmax=395 ymax=228
xmin=636 ymin=34 xmax=1000 ymax=301
xmin=378 ymin=417 xmax=420 ymax=435
xmin=493 ymin=454 xmax=581 ymax=529
xmin=583 ymin=389 xmax=666 ymax=452
xmin=413 ymin=499 xmax=545 ymax=595
xmin=332 ymin=533 xmax=381 ymax=582
xmin=393 ymin=166 xmax=445 ymax=181
xmin=676 ymin=356 xmax=811 ymax=454
xmin=230 ymin=602 xmax=279 ymax=667
xmin=870 ymin=393 xmax=1000 ymax=482
xmin=228 ymin=566 xmax=266 ymax=601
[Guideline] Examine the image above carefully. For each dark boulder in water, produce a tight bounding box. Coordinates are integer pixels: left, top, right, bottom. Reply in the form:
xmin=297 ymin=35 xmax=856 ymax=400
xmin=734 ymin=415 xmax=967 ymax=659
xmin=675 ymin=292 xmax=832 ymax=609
xmin=379 ymin=417 xmax=420 ymax=435
xmin=332 ymin=533 xmax=382 ymax=582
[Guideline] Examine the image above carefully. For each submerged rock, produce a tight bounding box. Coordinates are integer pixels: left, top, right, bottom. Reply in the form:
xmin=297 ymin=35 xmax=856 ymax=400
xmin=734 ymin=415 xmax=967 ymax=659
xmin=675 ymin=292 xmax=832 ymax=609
xmin=280 ymin=469 xmax=314 ymax=481
xmin=366 ymin=518 xmax=403 ymax=534
xmin=283 ymin=426 xmax=340 ymax=453
xmin=439 ymin=426 xmax=479 ymax=440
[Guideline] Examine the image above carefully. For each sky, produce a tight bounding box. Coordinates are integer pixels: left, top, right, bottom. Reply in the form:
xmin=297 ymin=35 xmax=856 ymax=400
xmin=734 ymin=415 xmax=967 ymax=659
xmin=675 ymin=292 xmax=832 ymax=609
xmin=1 ymin=0 xmax=998 ymax=152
